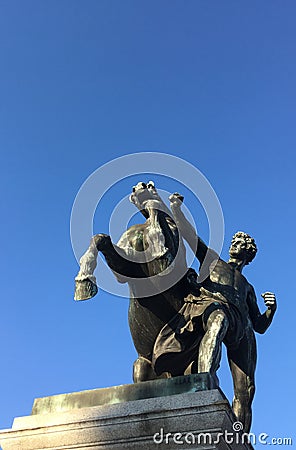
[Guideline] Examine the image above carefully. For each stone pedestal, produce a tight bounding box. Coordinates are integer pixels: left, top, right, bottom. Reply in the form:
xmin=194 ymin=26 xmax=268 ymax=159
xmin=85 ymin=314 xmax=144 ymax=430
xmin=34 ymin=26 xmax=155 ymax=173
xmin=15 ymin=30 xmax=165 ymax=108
xmin=0 ymin=374 xmax=253 ymax=449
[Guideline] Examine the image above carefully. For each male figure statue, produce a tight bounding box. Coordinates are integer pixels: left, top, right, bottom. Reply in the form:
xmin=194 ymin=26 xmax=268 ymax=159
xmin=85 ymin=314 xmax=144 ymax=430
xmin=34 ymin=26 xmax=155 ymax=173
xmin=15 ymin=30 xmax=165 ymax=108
xmin=153 ymin=194 xmax=277 ymax=432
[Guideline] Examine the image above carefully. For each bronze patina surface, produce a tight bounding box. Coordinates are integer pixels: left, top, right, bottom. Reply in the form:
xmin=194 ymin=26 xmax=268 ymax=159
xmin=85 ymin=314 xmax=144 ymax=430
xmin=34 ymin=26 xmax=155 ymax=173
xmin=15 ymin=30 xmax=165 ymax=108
xmin=32 ymin=373 xmax=217 ymax=415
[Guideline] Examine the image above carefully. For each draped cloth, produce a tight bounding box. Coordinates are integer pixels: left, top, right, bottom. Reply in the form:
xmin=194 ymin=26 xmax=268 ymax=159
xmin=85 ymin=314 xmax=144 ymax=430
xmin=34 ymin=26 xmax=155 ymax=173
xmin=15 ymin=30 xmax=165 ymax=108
xmin=152 ymin=291 xmax=244 ymax=376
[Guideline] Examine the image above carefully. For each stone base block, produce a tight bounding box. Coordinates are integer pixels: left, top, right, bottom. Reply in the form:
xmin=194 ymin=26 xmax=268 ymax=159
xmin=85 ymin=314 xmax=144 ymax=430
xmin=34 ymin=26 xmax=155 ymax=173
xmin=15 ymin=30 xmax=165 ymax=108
xmin=0 ymin=375 xmax=253 ymax=450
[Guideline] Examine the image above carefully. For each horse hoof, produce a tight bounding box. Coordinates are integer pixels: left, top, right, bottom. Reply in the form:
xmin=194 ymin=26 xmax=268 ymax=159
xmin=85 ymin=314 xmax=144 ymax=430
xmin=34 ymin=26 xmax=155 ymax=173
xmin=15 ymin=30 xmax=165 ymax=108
xmin=74 ymin=278 xmax=98 ymax=301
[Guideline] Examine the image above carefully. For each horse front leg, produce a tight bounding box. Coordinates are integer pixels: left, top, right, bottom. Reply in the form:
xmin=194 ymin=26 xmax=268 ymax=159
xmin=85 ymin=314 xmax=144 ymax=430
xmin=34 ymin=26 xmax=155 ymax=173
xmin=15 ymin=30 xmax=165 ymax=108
xmin=74 ymin=234 xmax=145 ymax=301
xmin=74 ymin=236 xmax=99 ymax=301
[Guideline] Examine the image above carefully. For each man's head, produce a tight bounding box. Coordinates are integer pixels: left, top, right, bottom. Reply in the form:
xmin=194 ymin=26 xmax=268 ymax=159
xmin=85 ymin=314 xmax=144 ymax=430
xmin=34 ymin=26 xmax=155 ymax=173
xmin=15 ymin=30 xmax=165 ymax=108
xmin=229 ymin=231 xmax=257 ymax=265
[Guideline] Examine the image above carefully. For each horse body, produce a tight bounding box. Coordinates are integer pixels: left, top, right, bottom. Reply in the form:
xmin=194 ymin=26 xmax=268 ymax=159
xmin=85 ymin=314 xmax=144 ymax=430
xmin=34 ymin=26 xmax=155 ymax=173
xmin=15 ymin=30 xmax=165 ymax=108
xmin=75 ymin=182 xmax=189 ymax=381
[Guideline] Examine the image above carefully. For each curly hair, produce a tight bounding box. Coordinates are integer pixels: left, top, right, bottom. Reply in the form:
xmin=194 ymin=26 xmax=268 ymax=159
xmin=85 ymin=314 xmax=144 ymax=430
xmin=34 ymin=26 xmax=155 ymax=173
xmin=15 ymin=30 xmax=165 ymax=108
xmin=231 ymin=231 xmax=257 ymax=264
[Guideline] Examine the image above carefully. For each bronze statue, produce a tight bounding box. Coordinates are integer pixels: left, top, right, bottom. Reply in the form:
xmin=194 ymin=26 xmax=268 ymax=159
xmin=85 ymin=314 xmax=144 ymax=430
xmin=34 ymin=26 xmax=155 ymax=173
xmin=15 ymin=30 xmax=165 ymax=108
xmin=74 ymin=184 xmax=276 ymax=432
xmin=152 ymin=193 xmax=277 ymax=432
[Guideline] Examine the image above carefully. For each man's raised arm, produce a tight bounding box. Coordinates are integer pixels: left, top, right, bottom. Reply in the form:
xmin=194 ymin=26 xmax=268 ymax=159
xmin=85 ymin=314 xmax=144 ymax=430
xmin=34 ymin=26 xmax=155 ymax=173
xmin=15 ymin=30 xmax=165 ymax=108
xmin=169 ymin=193 xmax=209 ymax=264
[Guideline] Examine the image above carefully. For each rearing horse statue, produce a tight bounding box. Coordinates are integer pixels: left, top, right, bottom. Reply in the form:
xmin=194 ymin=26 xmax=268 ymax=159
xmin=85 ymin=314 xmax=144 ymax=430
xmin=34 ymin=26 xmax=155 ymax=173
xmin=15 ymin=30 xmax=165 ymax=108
xmin=74 ymin=182 xmax=192 ymax=382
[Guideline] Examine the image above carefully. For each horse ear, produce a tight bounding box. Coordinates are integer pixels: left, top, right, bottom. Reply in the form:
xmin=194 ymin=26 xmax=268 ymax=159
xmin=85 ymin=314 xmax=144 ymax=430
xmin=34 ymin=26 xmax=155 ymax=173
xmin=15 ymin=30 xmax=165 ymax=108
xmin=147 ymin=181 xmax=155 ymax=188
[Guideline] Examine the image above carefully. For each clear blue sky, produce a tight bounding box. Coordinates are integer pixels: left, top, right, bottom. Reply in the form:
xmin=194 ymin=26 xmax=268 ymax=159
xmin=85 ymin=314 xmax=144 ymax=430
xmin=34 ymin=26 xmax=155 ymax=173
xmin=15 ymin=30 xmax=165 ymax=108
xmin=0 ymin=0 xmax=295 ymax=445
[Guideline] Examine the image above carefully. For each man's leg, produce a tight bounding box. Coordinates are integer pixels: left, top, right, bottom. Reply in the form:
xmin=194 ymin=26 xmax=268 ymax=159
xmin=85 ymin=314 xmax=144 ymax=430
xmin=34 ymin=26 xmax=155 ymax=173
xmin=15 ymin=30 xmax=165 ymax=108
xmin=198 ymin=309 xmax=229 ymax=376
xmin=227 ymin=329 xmax=257 ymax=433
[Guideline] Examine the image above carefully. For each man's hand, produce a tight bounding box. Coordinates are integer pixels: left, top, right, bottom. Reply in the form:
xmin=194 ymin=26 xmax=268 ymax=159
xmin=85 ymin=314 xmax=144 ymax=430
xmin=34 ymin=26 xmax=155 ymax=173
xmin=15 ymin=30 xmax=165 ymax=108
xmin=261 ymin=292 xmax=277 ymax=312
xmin=169 ymin=193 xmax=184 ymax=208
